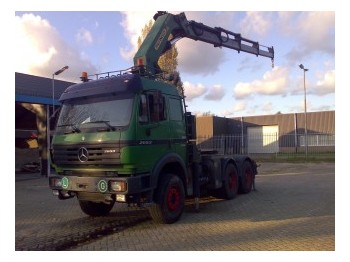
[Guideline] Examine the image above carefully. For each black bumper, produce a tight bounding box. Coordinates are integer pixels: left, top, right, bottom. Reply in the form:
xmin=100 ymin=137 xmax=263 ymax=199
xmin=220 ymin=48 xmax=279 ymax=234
xmin=49 ymin=173 xmax=151 ymax=195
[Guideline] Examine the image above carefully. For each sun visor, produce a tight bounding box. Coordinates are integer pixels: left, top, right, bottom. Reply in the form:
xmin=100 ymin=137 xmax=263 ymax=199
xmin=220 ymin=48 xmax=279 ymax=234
xmin=60 ymin=74 xmax=142 ymax=101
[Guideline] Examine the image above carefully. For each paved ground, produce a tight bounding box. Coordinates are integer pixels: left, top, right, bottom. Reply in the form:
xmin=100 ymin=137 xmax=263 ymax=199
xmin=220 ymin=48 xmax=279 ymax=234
xmin=15 ymin=162 xmax=335 ymax=251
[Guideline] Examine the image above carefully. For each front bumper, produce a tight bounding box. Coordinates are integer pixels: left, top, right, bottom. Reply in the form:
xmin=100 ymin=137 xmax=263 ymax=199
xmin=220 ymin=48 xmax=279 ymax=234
xmin=49 ymin=173 xmax=152 ymax=196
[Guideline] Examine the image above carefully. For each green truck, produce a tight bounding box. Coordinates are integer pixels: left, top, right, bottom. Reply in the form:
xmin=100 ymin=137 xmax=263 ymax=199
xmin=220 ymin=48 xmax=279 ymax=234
xmin=49 ymin=11 xmax=274 ymax=224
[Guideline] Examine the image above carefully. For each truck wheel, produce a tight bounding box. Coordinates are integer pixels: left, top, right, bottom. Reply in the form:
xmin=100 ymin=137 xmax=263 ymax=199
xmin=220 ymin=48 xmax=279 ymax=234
xmin=239 ymin=161 xmax=254 ymax=194
xmin=220 ymin=163 xmax=239 ymax=200
xmin=149 ymin=174 xmax=185 ymax=224
xmin=79 ymin=200 xmax=115 ymax=217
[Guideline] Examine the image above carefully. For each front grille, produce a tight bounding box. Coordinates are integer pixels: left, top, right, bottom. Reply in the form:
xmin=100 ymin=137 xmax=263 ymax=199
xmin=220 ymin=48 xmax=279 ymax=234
xmin=52 ymin=143 xmax=120 ymax=166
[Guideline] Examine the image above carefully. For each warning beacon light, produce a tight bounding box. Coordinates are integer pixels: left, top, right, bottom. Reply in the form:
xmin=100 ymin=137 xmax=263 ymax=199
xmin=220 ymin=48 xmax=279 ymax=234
xmin=80 ymin=72 xmax=89 ymax=82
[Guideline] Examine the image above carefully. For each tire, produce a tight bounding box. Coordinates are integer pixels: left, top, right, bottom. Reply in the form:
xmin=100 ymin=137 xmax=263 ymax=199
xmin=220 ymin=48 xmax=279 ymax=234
xmin=79 ymin=200 xmax=115 ymax=217
xmin=219 ymin=163 xmax=239 ymax=200
xmin=239 ymin=161 xmax=254 ymax=194
xmin=149 ymin=174 xmax=185 ymax=224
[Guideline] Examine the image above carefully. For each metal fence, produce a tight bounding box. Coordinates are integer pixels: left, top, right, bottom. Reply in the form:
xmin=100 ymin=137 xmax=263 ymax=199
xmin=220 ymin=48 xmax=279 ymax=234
xmin=196 ymin=133 xmax=335 ymax=160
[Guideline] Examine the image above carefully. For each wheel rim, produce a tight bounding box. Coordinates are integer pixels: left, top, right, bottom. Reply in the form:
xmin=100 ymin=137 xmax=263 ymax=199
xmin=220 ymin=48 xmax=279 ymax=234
xmin=166 ymin=185 xmax=181 ymax=211
xmin=228 ymin=171 xmax=238 ymax=191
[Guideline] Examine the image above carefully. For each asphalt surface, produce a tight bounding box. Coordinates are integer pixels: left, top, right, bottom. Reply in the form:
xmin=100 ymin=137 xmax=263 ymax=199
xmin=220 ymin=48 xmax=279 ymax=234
xmin=15 ymin=162 xmax=335 ymax=251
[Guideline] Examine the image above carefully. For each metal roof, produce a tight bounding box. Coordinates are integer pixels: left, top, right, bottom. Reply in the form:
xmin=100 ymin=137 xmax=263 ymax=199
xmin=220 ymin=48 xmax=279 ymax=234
xmin=15 ymin=72 xmax=75 ymax=105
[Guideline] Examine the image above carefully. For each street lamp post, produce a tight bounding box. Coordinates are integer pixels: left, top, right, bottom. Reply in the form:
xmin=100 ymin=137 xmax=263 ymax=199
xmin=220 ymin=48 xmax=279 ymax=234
xmin=52 ymin=66 xmax=69 ymax=115
xmin=299 ymin=64 xmax=309 ymax=159
xmin=47 ymin=66 xmax=69 ymax=176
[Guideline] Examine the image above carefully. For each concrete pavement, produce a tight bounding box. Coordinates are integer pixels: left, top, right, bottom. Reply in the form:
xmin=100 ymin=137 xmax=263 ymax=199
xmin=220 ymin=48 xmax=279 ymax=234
xmin=15 ymin=162 xmax=335 ymax=251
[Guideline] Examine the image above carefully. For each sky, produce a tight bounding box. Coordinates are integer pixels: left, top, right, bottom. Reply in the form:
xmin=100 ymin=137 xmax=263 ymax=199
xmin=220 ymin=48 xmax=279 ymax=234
xmin=13 ymin=6 xmax=335 ymax=118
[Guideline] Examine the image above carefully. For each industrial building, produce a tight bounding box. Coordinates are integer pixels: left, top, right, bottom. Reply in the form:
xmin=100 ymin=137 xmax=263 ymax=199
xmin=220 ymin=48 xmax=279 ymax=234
xmin=15 ymin=72 xmax=73 ymax=174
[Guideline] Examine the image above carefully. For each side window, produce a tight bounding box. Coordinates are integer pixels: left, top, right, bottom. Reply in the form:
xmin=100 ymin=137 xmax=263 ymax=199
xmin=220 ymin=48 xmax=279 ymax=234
xmin=139 ymin=92 xmax=167 ymax=124
xmin=139 ymin=94 xmax=149 ymax=123
xmin=169 ymin=98 xmax=183 ymax=121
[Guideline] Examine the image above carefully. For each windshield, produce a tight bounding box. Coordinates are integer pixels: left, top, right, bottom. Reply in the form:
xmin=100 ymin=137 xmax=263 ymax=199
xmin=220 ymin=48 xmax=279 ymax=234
xmin=56 ymin=96 xmax=134 ymax=133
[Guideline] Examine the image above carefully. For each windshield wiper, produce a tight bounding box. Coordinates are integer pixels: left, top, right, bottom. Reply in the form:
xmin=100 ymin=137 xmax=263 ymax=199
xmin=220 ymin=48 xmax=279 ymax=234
xmin=57 ymin=124 xmax=81 ymax=134
xmin=87 ymin=121 xmax=116 ymax=131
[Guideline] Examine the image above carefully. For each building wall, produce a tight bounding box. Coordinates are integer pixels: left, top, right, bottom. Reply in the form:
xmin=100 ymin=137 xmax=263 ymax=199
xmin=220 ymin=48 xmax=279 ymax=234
xmin=195 ymin=111 xmax=335 ymax=154
xmin=232 ymin=111 xmax=335 ymax=135
xmin=213 ymin=116 xmax=229 ymax=135
xmin=196 ymin=116 xmax=214 ymax=137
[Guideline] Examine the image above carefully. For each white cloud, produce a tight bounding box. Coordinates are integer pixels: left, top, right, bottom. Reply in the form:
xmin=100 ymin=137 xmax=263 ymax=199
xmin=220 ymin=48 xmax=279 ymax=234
xmin=119 ymin=11 xmax=155 ymax=61
xmin=314 ymin=70 xmax=335 ymax=96
xmin=239 ymin=12 xmax=272 ymax=37
xmin=176 ymin=12 xmax=235 ymax=75
xmin=177 ymin=39 xmax=226 ymax=75
xmin=292 ymin=69 xmax=335 ymax=97
xmin=234 ymin=66 xmax=288 ymax=99
xmin=15 ymin=13 xmax=98 ymax=82
xmin=76 ymin=28 xmax=93 ymax=44
xmin=281 ymin=12 xmax=335 ymax=63
xmin=204 ymin=84 xmax=225 ymax=101
xmin=15 ymin=14 xmax=57 ymax=74
xmin=221 ymin=101 xmax=247 ymax=117
xmin=183 ymin=81 xmax=207 ymax=101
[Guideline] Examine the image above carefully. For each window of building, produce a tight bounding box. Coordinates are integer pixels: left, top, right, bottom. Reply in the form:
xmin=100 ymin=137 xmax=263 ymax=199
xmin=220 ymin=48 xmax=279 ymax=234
xmin=299 ymin=134 xmax=335 ymax=146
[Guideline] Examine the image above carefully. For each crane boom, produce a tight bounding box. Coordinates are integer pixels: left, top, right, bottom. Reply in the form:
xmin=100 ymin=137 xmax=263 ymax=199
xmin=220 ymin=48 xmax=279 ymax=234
xmin=133 ymin=11 xmax=274 ymax=75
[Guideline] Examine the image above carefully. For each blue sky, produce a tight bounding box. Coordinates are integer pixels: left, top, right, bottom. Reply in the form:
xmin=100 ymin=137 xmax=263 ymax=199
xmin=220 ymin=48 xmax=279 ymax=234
xmin=14 ymin=8 xmax=335 ymax=118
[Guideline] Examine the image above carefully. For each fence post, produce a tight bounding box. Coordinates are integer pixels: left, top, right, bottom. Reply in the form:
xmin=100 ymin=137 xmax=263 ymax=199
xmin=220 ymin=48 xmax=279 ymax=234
xmin=294 ymin=113 xmax=298 ymax=154
xmin=241 ymin=116 xmax=244 ymax=154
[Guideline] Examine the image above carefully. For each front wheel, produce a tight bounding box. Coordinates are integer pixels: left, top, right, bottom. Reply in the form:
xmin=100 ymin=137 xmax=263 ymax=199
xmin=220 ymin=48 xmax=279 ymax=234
xmin=79 ymin=200 xmax=115 ymax=217
xmin=149 ymin=174 xmax=185 ymax=224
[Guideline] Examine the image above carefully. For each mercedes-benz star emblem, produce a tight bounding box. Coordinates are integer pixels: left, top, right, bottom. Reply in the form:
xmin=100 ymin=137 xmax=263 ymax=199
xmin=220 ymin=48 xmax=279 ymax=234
xmin=78 ymin=147 xmax=89 ymax=162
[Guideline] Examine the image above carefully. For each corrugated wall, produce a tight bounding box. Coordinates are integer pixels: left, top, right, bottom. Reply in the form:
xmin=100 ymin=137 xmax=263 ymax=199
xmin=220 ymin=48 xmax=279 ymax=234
xmin=196 ymin=111 xmax=335 ymax=137
xmin=232 ymin=111 xmax=335 ymax=135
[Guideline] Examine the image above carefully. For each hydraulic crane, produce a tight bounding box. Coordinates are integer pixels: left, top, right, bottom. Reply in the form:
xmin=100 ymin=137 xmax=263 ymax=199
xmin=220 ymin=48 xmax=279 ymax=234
xmin=134 ymin=11 xmax=274 ymax=76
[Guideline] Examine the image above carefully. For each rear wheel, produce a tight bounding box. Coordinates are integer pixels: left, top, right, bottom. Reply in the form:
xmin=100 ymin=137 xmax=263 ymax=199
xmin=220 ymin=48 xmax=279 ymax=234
xmin=79 ymin=200 xmax=115 ymax=217
xmin=149 ymin=173 xmax=185 ymax=224
xmin=219 ymin=163 xmax=239 ymax=200
xmin=239 ymin=161 xmax=254 ymax=194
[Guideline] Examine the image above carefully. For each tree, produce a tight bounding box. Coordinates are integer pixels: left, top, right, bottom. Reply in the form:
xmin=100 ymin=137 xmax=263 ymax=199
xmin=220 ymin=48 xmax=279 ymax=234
xmin=137 ymin=20 xmax=184 ymax=97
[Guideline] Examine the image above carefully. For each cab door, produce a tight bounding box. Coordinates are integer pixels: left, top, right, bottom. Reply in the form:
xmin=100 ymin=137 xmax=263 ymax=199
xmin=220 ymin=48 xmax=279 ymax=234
xmin=168 ymin=96 xmax=187 ymax=159
xmin=135 ymin=91 xmax=170 ymax=170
